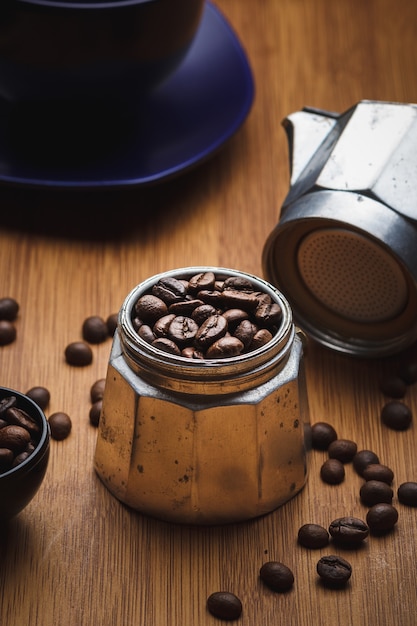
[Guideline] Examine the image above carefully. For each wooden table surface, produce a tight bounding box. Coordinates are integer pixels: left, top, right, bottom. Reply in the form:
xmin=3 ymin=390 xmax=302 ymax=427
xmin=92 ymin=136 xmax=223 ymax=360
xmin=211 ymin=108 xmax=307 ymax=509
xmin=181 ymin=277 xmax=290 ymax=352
xmin=1 ymin=1 xmax=417 ymax=624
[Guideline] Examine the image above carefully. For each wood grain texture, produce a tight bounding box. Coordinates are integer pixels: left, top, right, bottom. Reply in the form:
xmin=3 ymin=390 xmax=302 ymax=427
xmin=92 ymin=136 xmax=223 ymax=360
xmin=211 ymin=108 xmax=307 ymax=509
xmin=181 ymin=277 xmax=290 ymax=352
xmin=1 ymin=1 xmax=417 ymax=624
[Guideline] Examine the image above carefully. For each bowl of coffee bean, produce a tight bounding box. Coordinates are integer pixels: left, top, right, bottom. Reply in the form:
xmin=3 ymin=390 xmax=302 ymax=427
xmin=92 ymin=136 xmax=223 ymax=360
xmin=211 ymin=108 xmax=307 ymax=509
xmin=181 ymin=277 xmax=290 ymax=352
xmin=0 ymin=386 xmax=50 ymax=521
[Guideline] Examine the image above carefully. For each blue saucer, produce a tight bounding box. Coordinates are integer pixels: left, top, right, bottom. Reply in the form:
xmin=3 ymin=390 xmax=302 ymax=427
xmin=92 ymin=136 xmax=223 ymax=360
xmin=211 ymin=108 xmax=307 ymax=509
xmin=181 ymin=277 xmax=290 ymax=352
xmin=0 ymin=2 xmax=254 ymax=188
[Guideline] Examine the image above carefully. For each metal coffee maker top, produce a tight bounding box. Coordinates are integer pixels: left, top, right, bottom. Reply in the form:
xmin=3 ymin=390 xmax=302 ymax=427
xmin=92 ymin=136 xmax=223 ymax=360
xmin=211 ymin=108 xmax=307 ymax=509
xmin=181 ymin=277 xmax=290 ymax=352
xmin=263 ymin=99 xmax=417 ymax=357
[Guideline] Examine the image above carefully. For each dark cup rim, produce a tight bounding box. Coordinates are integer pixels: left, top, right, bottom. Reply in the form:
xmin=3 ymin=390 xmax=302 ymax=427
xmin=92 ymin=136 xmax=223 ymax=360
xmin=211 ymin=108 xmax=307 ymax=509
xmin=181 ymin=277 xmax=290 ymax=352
xmin=0 ymin=386 xmax=50 ymax=480
xmin=16 ymin=0 xmax=155 ymax=8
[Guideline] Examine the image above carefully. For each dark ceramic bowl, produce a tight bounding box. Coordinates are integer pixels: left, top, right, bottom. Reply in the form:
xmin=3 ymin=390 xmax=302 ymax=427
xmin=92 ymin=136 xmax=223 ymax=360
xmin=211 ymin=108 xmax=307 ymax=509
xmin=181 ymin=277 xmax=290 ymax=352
xmin=0 ymin=387 xmax=50 ymax=522
xmin=0 ymin=0 xmax=205 ymax=106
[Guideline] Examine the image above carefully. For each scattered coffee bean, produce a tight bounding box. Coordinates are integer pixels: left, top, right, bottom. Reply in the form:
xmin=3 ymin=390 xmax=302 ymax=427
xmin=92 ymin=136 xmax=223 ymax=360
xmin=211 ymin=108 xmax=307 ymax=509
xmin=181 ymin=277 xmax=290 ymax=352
xmin=328 ymin=438 xmax=357 ymax=463
xmin=82 ymin=316 xmax=109 ymax=344
xmin=89 ymin=400 xmax=102 ymax=427
xmin=353 ymin=449 xmax=380 ymax=476
xmin=379 ymin=374 xmax=407 ymax=398
xmin=48 ymin=412 xmax=72 ymax=440
xmin=362 ymin=463 xmax=394 ymax=485
xmin=259 ymin=561 xmax=294 ymax=592
xmin=366 ymin=503 xmax=398 ymax=533
xmin=206 ymin=591 xmax=242 ymax=621
xmin=328 ymin=516 xmax=369 ymax=547
xmin=316 ymin=555 xmax=352 ymax=587
xmin=320 ymin=458 xmax=345 ymax=484
xmin=297 ymin=523 xmax=329 ymax=549
xmin=25 ymin=386 xmax=50 ymax=411
xmin=381 ymin=400 xmax=412 ymax=431
xmin=0 ymin=320 xmax=16 ymax=346
xmin=0 ymin=297 xmax=19 ymax=321
xmin=397 ymin=482 xmax=417 ymax=507
xmin=90 ymin=379 xmax=106 ymax=403
xmin=359 ymin=480 xmax=393 ymax=506
xmin=311 ymin=422 xmax=338 ymax=450
xmin=64 ymin=341 xmax=93 ymax=366
xmin=106 ymin=313 xmax=118 ymax=336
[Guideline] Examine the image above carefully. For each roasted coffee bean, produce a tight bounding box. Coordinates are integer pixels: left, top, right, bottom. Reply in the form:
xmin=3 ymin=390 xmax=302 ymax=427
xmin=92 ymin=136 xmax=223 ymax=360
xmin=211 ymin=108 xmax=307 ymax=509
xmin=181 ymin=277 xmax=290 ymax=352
xmin=329 ymin=516 xmax=369 ymax=546
xmin=134 ymin=294 xmax=168 ymax=323
xmin=152 ymin=277 xmax=187 ymax=304
xmin=82 ymin=315 xmax=108 ymax=344
xmin=222 ymin=308 xmax=249 ymax=331
xmin=152 ymin=337 xmax=181 ymax=356
xmin=254 ymin=298 xmax=282 ymax=326
xmin=381 ymin=400 xmax=412 ymax=430
xmin=0 ymin=395 xmax=17 ymax=415
xmin=366 ymin=503 xmax=398 ymax=532
xmin=206 ymin=336 xmax=244 ymax=359
xmin=320 ymin=458 xmax=345 ymax=484
xmin=89 ymin=400 xmax=102 ymax=427
xmin=222 ymin=289 xmax=259 ymax=311
xmin=0 ymin=424 xmax=31 ymax=453
xmin=359 ymin=480 xmax=393 ymax=506
xmin=195 ymin=314 xmax=228 ymax=349
xmin=48 ymin=412 xmax=72 ymax=440
xmin=328 ymin=438 xmax=357 ymax=463
xmin=297 ymin=523 xmax=329 ymax=549
xmin=191 ymin=304 xmax=218 ymax=326
xmin=379 ymin=374 xmax=407 ymax=398
xmin=5 ymin=406 xmax=40 ymax=436
xmin=353 ymin=449 xmax=380 ymax=476
xmin=398 ymin=359 xmax=417 ymax=385
xmin=25 ymin=386 xmax=50 ymax=411
xmin=65 ymin=341 xmax=93 ymax=366
xmin=138 ymin=324 xmax=156 ymax=344
xmin=168 ymin=299 xmax=204 ymax=316
xmin=316 ymin=555 xmax=352 ymax=587
xmin=0 ymin=297 xmax=19 ymax=321
xmin=223 ymin=275 xmax=254 ymax=291
xmin=188 ymin=272 xmax=216 ymax=293
xmin=259 ymin=561 xmax=294 ymax=592
xmin=167 ymin=316 xmax=199 ymax=345
xmin=181 ymin=346 xmax=204 ymax=359
xmin=153 ymin=314 xmax=176 ymax=338
xmin=311 ymin=422 xmax=338 ymax=450
xmin=0 ymin=320 xmax=16 ymax=346
xmin=397 ymin=482 xmax=417 ymax=507
xmin=106 ymin=312 xmax=118 ymax=336
xmin=233 ymin=319 xmax=257 ymax=350
xmin=206 ymin=591 xmax=242 ymax=621
xmin=362 ymin=463 xmax=394 ymax=485
xmin=196 ymin=289 xmax=225 ymax=307
xmin=90 ymin=379 xmax=106 ymax=403
xmin=0 ymin=448 xmax=14 ymax=471
xmin=250 ymin=328 xmax=274 ymax=350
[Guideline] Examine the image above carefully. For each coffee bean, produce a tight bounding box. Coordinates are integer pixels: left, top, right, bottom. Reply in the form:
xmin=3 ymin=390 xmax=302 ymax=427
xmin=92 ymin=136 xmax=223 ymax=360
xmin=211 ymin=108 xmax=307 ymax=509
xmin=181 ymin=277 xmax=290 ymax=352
xmin=320 ymin=458 xmax=345 ymax=484
xmin=223 ymin=275 xmax=254 ymax=291
xmin=233 ymin=319 xmax=257 ymax=350
xmin=311 ymin=422 xmax=338 ymax=450
xmin=181 ymin=346 xmax=204 ymax=359
xmin=191 ymin=304 xmax=218 ymax=326
xmin=0 ymin=320 xmax=16 ymax=345
xmin=134 ymin=294 xmax=168 ymax=323
xmin=89 ymin=400 xmax=102 ymax=427
xmin=316 ymin=555 xmax=352 ymax=587
xmin=0 ymin=394 xmax=41 ymax=472
xmin=5 ymin=406 xmax=40 ymax=436
xmin=65 ymin=341 xmax=93 ymax=366
xmin=297 ymin=523 xmax=329 ymax=549
xmin=138 ymin=324 xmax=156 ymax=344
xmin=168 ymin=299 xmax=204 ymax=317
xmin=366 ymin=503 xmax=398 ymax=532
xmin=359 ymin=480 xmax=393 ymax=506
xmin=206 ymin=336 xmax=244 ymax=359
xmin=90 ymin=379 xmax=106 ymax=403
xmin=381 ymin=400 xmax=412 ymax=430
xmin=0 ymin=448 xmax=14 ymax=471
xmin=328 ymin=438 xmax=357 ymax=463
xmin=106 ymin=312 xmax=118 ymax=336
xmin=250 ymin=328 xmax=274 ymax=350
xmin=152 ymin=337 xmax=181 ymax=356
xmin=0 ymin=297 xmax=19 ymax=321
xmin=362 ymin=463 xmax=394 ymax=485
xmin=195 ymin=314 xmax=228 ymax=349
xmin=353 ymin=449 xmax=380 ymax=476
xmin=222 ymin=308 xmax=249 ymax=331
xmin=206 ymin=591 xmax=242 ymax=621
xmin=398 ymin=359 xmax=417 ymax=385
xmin=259 ymin=561 xmax=294 ymax=591
xmin=0 ymin=395 xmax=17 ymax=415
xmin=379 ymin=374 xmax=407 ymax=398
xmin=82 ymin=315 xmax=108 ymax=344
xmin=0 ymin=424 xmax=31 ymax=453
xmin=153 ymin=314 xmax=176 ymax=338
xmin=152 ymin=277 xmax=187 ymax=305
xmin=48 ymin=412 xmax=72 ymax=440
xmin=328 ymin=516 xmax=369 ymax=547
xmin=168 ymin=316 xmax=199 ymax=346
xmin=397 ymin=482 xmax=417 ymax=507
xmin=188 ymin=271 xmax=216 ymax=293
xmin=25 ymin=386 xmax=50 ymax=411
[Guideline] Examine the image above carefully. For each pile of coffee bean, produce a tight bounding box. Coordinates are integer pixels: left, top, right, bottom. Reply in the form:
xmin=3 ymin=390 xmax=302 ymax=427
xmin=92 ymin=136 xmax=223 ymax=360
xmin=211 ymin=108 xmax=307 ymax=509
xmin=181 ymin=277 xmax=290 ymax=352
xmin=0 ymin=297 xmax=19 ymax=346
xmin=0 ymin=394 xmax=42 ymax=473
xmin=132 ymin=271 xmax=283 ymax=360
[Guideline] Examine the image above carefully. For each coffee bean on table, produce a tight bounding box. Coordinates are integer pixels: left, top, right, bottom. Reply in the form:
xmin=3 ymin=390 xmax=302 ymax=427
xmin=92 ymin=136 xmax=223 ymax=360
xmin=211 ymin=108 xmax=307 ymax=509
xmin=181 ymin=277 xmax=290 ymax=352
xmin=366 ymin=503 xmax=398 ymax=532
xmin=362 ymin=463 xmax=394 ymax=485
xmin=89 ymin=400 xmax=102 ymax=427
xmin=0 ymin=320 xmax=16 ymax=346
xmin=359 ymin=480 xmax=393 ymax=506
xmin=328 ymin=516 xmax=369 ymax=547
xmin=328 ymin=438 xmax=357 ymax=463
xmin=380 ymin=400 xmax=412 ymax=430
xmin=106 ymin=313 xmax=118 ymax=336
xmin=259 ymin=561 xmax=294 ymax=592
xmin=398 ymin=359 xmax=417 ymax=385
xmin=316 ymin=555 xmax=352 ymax=587
xmin=379 ymin=374 xmax=407 ymax=398
xmin=353 ymin=449 xmax=380 ymax=476
xmin=48 ymin=412 xmax=72 ymax=440
xmin=0 ymin=297 xmax=19 ymax=321
xmin=397 ymin=482 xmax=417 ymax=506
xmin=90 ymin=379 xmax=106 ymax=403
xmin=320 ymin=458 xmax=345 ymax=484
xmin=297 ymin=523 xmax=329 ymax=549
xmin=311 ymin=422 xmax=338 ymax=450
xmin=206 ymin=591 xmax=242 ymax=621
xmin=25 ymin=386 xmax=50 ymax=411
xmin=64 ymin=341 xmax=93 ymax=366
xmin=82 ymin=315 xmax=108 ymax=344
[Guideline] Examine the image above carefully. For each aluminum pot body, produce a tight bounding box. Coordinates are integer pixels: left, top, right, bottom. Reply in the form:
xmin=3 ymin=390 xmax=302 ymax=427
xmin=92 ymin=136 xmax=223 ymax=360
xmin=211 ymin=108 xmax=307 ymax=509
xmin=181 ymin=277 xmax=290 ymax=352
xmin=94 ymin=267 xmax=310 ymax=525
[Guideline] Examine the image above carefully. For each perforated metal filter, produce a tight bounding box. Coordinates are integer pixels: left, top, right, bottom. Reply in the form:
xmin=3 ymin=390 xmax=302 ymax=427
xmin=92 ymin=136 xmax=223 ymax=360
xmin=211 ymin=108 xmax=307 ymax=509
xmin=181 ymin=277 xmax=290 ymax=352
xmin=297 ymin=228 xmax=408 ymax=323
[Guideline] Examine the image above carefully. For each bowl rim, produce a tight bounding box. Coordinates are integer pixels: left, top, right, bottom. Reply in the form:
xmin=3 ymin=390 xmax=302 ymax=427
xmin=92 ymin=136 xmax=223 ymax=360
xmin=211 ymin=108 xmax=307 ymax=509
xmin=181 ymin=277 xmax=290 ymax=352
xmin=0 ymin=386 xmax=50 ymax=479
xmin=16 ymin=0 xmax=164 ymax=8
